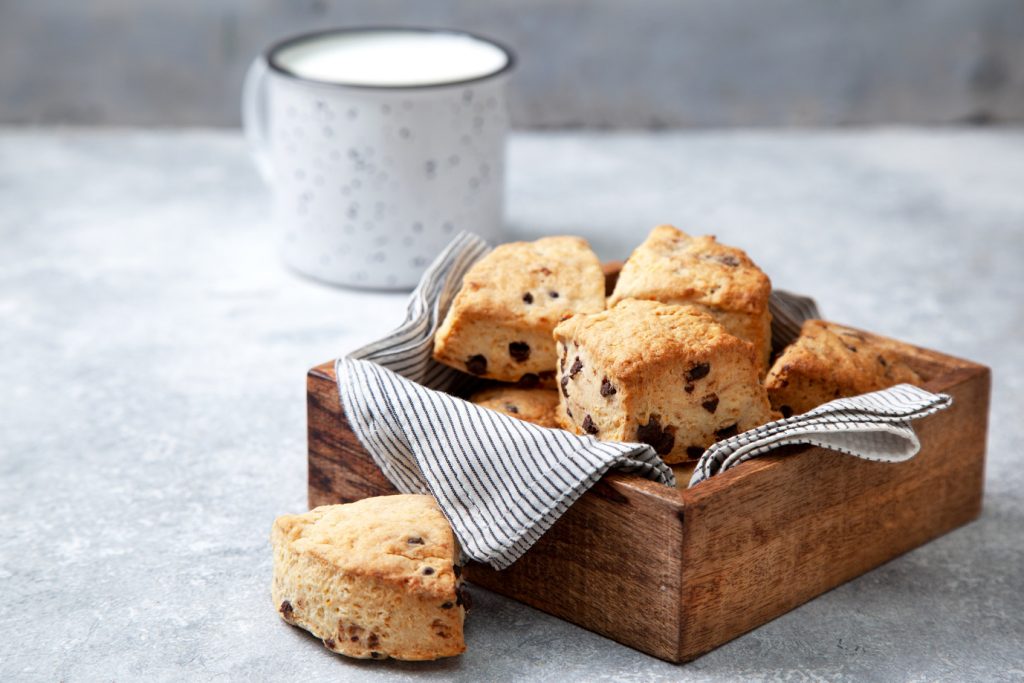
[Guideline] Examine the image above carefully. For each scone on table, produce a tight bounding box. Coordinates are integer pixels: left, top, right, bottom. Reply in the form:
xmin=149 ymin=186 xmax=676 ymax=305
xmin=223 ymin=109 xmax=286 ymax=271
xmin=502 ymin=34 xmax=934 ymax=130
xmin=433 ymin=236 xmax=606 ymax=383
xmin=469 ymin=385 xmax=563 ymax=429
xmin=553 ymin=299 xmax=772 ymax=464
xmin=271 ymin=495 xmax=467 ymax=661
xmin=608 ymin=225 xmax=773 ymax=373
xmin=765 ymin=319 xmax=924 ymax=416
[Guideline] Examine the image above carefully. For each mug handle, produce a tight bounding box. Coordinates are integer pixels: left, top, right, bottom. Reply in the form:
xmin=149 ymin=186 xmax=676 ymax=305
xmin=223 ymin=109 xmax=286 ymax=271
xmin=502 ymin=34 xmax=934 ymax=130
xmin=241 ymin=56 xmax=274 ymax=183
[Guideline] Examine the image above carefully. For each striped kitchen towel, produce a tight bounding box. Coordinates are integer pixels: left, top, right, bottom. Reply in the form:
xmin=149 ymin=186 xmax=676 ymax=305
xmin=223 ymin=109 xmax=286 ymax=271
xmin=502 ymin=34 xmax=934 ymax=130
xmin=336 ymin=232 xmax=952 ymax=569
xmin=687 ymin=384 xmax=953 ymax=486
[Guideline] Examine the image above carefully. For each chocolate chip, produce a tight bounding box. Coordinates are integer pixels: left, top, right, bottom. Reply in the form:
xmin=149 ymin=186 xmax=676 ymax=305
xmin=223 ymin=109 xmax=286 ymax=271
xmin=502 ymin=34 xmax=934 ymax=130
xmin=367 ymin=633 xmax=379 ymax=648
xmin=422 ymin=567 xmax=435 ymax=575
xmin=465 ymin=354 xmax=487 ymax=375
xmin=279 ymin=600 xmax=294 ymax=618
xmin=566 ymin=407 xmax=573 ymax=419
xmin=684 ymin=383 xmax=694 ymax=394
xmin=569 ymin=357 xmax=583 ymax=377
xmin=780 ymin=405 xmax=794 ymax=418
xmin=582 ymin=415 xmax=599 ymax=435
xmin=453 ymin=564 xmax=462 ymax=578
xmin=715 ymin=423 xmax=739 ymax=440
xmin=844 ymin=343 xmax=858 ymax=353
xmin=324 ymin=638 xmax=336 ymax=649
xmin=877 ymin=355 xmax=887 ymax=367
xmin=407 ymin=536 xmax=424 ymax=545
xmin=636 ymin=415 xmax=676 ymax=455
xmin=685 ymin=362 xmax=711 ymax=382
xmin=518 ymin=373 xmax=540 ymax=387
xmin=686 ymin=446 xmax=704 ymax=459
xmin=701 ymin=394 xmax=719 ymax=414
xmin=600 ymin=377 xmax=617 ymax=397
xmin=504 ymin=403 xmax=519 ymax=414
xmin=441 ymin=602 xmax=454 ymax=609
xmin=370 ymin=651 xmax=382 ymax=659
xmin=350 ymin=635 xmax=360 ymax=642
xmin=522 ymin=292 xmax=534 ymax=304
xmin=549 ymin=291 xmax=559 ymax=298
xmin=560 ymin=375 xmax=570 ymax=398
xmin=719 ymin=255 xmax=740 ymax=267
xmin=509 ymin=341 xmax=530 ymax=362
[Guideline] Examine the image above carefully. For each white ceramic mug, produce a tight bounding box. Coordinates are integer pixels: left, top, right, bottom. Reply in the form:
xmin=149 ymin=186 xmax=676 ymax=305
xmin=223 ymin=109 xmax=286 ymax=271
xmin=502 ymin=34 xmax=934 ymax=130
xmin=242 ymin=27 xmax=513 ymax=288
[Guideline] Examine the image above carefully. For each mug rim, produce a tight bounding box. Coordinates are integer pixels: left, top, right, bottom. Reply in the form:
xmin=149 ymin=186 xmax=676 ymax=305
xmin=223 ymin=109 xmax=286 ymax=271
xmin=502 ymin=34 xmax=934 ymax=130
xmin=264 ymin=26 xmax=516 ymax=90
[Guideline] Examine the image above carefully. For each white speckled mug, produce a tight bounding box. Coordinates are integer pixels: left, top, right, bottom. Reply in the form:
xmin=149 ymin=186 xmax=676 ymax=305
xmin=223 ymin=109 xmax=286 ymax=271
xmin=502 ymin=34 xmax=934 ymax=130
xmin=242 ymin=27 xmax=513 ymax=288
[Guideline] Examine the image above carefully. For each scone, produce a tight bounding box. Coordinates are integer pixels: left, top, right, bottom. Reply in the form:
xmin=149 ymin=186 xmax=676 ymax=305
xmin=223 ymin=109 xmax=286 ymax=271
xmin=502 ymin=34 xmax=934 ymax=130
xmin=271 ymin=495 xmax=467 ymax=661
xmin=469 ymin=386 xmax=562 ymax=429
xmin=608 ymin=225 xmax=773 ymax=373
xmin=765 ymin=320 xmax=924 ymax=416
xmin=553 ymin=299 xmax=772 ymax=464
xmin=433 ymin=236 xmax=606 ymax=383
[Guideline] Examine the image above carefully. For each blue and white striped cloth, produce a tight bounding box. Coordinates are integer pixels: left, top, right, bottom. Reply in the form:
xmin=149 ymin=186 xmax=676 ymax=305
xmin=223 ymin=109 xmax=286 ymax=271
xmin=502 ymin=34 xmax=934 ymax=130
xmin=336 ymin=232 xmax=951 ymax=569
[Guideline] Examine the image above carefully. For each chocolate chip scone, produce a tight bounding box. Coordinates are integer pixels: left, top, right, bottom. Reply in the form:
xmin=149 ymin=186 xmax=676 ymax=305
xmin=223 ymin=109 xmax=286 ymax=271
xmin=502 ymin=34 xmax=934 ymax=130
xmin=765 ymin=320 xmax=924 ymax=416
xmin=433 ymin=236 xmax=606 ymax=383
xmin=469 ymin=386 xmax=563 ymax=429
xmin=553 ymin=299 xmax=772 ymax=464
xmin=271 ymin=495 xmax=467 ymax=661
xmin=608 ymin=225 xmax=773 ymax=374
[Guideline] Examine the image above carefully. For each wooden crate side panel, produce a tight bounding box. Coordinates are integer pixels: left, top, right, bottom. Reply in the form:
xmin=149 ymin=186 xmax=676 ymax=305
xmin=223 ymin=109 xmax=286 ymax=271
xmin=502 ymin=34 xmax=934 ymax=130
xmin=466 ymin=476 xmax=685 ymax=661
xmin=676 ymin=366 xmax=989 ymax=661
xmin=307 ymin=367 xmax=396 ymax=507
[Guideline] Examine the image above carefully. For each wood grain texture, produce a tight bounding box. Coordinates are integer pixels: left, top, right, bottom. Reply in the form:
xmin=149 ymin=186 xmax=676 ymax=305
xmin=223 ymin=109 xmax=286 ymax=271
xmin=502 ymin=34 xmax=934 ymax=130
xmin=307 ymin=362 xmax=396 ymax=508
xmin=676 ymin=355 xmax=989 ymax=660
xmin=306 ymin=331 xmax=989 ymax=662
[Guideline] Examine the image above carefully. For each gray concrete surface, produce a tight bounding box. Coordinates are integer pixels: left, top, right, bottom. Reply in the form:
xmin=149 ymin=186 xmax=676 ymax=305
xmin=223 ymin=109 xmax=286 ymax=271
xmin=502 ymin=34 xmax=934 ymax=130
xmin=1 ymin=128 xmax=1022 ymax=681
xmin=2 ymin=0 xmax=1024 ymax=128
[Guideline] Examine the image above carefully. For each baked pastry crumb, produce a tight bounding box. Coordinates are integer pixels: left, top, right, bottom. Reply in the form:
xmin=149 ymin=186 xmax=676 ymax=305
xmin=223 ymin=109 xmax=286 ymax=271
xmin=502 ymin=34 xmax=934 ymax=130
xmin=766 ymin=319 xmax=924 ymax=415
xmin=433 ymin=236 xmax=606 ymax=382
xmin=553 ymin=298 xmax=772 ymax=464
xmin=609 ymin=225 xmax=773 ymax=373
xmin=271 ymin=495 xmax=467 ymax=661
xmin=469 ymin=385 xmax=563 ymax=429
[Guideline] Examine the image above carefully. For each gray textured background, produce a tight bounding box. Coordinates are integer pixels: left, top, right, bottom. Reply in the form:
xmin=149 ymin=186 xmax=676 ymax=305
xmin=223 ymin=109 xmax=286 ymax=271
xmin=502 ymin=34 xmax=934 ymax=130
xmin=2 ymin=0 xmax=1023 ymax=128
xmin=2 ymin=128 xmax=1023 ymax=681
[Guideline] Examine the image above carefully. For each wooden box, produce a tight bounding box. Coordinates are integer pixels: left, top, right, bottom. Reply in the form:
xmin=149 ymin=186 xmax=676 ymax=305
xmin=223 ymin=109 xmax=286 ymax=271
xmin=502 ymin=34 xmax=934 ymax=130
xmin=306 ymin=334 xmax=989 ymax=663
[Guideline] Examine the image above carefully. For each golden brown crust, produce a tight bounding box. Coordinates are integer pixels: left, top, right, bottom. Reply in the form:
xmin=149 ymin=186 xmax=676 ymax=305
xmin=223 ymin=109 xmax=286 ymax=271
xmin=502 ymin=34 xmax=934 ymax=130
xmin=608 ymin=225 xmax=772 ymax=372
xmin=469 ymin=386 xmax=562 ymax=429
xmin=553 ymin=299 xmax=772 ymax=464
xmin=271 ymin=495 xmax=466 ymax=661
xmin=433 ymin=236 xmax=606 ymax=382
xmin=554 ymin=299 xmax=737 ymax=382
xmin=765 ymin=320 xmax=924 ymax=416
